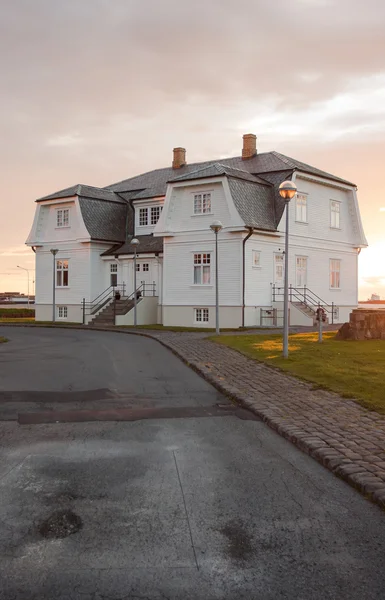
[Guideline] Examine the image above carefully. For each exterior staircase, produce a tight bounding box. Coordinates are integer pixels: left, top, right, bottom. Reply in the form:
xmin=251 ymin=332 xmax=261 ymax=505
xmin=89 ymin=298 xmax=135 ymax=326
xmin=292 ymin=302 xmax=329 ymax=325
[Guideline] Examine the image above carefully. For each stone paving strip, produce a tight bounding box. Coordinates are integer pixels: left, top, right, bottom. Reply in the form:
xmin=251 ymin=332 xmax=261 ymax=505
xmin=135 ymin=330 xmax=385 ymax=511
xmin=2 ymin=323 xmax=385 ymax=510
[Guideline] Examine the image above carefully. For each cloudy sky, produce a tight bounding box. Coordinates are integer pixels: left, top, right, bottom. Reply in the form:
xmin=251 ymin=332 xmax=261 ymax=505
xmin=1 ymin=0 xmax=385 ymax=299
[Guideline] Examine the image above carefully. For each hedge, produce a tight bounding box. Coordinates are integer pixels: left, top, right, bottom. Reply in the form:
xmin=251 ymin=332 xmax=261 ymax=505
xmin=0 ymin=308 xmax=35 ymax=318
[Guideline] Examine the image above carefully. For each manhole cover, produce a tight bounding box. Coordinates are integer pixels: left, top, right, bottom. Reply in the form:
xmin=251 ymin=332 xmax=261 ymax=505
xmin=38 ymin=510 xmax=83 ymax=539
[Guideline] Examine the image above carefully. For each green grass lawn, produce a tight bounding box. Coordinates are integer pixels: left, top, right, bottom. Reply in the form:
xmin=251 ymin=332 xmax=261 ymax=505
xmin=213 ymin=331 xmax=385 ymax=414
xmin=0 ymin=337 xmax=8 ymax=343
xmin=119 ymin=324 xmax=247 ymax=332
xmin=0 ymin=318 xmax=35 ymax=323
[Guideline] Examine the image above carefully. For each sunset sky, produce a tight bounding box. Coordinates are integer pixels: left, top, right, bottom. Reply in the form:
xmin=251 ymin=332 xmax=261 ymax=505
xmin=1 ymin=0 xmax=384 ymax=299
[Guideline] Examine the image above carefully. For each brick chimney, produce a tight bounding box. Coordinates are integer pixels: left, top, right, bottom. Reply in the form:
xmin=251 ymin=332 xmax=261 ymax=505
xmin=172 ymin=147 xmax=186 ymax=169
xmin=242 ymin=134 xmax=257 ymax=160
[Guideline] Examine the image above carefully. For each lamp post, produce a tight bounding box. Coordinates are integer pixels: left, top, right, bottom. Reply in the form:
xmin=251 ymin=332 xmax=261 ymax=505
xmin=50 ymin=249 xmax=59 ymax=322
xmin=17 ymin=266 xmax=30 ymax=304
xmin=278 ymin=181 xmax=297 ymax=358
xmin=130 ymin=238 xmax=140 ymax=326
xmin=210 ymin=220 xmax=223 ymax=335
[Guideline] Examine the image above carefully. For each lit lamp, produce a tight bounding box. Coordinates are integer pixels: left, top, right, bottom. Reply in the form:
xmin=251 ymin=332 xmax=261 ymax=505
xmin=278 ymin=181 xmax=297 ymax=358
xmin=210 ymin=221 xmax=223 ymax=335
xmin=130 ymin=238 xmax=140 ymax=326
xmin=50 ymin=249 xmax=59 ymax=322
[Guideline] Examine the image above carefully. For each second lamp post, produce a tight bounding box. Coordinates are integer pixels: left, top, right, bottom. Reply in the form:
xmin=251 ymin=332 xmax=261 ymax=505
xmin=278 ymin=180 xmax=297 ymax=358
xmin=210 ymin=221 xmax=223 ymax=335
xmin=130 ymin=237 xmax=140 ymax=326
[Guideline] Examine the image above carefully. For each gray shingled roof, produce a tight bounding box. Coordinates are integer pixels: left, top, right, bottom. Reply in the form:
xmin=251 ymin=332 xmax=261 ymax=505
xmin=228 ymin=179 xmax=276 ymax=231
xmin=78 ymin=198 xmax=127 ymax=242
xmin=106 ymin=151 xmax=355 ymax=198
xmin=168 ymin=162 xmax=270 ymax=185
xmin=101 ymin=235 xmax=164 ymax=256
xmin=37 ymin=184 xmax=123 ymax=203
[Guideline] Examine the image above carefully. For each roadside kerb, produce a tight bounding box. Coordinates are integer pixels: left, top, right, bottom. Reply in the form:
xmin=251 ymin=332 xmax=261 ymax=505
xmin=2 ymin=322 xmax=385 ymax=511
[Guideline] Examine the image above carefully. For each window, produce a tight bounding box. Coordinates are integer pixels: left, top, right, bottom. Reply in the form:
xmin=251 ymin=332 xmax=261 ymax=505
xmin=136 ymin=263 xmax=140 ymax=271
xmin=56 ymin=208 xmax=70 ymax=228
xmin=252 ymin=250 xmax=261 ymax=268
xmin=195 ymin=308 xmax=209 ymax=323
xmin=110 ymin=263 xmax=118 ymax=287
xmin=151 ymin=206 xmax=162 ymax=225
xmin=193 ymin=253 xmax=211 ymax=284
xmin=330 ymin=259 xmax=341 ymax=289
xmin=330 ymin=201 xmax=340 ymax=229
xmin=57 ymin=306 xmax=68 ymax=319
xmin=142 ymin=263 xmax=149 ymax=272
xmin=296 ymin=256 xmax=307 ymax=287
xmin=139 ymin=207 xmax=148 ymax=226
xmin=296 ymin=194 xmax=307 ymax=223
xmin=56 ymin=260 xmax=69 ymax=287
xmin=193 ymin=193 xmax=211 ymax=214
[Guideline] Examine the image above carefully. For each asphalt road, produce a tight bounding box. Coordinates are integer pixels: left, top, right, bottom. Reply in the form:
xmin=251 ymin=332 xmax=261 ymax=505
xmin=1 ymin=327 xmax=385 ymax=600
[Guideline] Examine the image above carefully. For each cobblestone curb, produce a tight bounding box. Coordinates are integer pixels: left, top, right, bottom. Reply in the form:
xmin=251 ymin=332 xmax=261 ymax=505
xmin=2 ymin=323 xmax=385 ymax=510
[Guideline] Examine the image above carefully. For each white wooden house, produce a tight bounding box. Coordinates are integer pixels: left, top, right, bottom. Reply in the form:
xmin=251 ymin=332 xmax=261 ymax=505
xmin=26 ymin=134 xmax=367 ymax=327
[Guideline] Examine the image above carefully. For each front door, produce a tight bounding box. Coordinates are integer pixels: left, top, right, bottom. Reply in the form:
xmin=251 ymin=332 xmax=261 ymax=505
xmin=296 ymin=256 xmax=307 ymax=288
xmin=136 ymin=261 xmax=153 ymax=295
xmin=274 ymin=254 xmax=284 ymax=288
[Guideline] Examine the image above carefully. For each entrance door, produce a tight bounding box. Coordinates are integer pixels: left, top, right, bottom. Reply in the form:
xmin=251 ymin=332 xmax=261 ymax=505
xmin=109 ymin=263 xmax=118 ymax=287
xmin=136 ymin=261 xmax=153 ymax=295
xmin=296 ymin=256 xmax=307 ymax=288
xmin=274 ymin=254 xmax=284 ymax=288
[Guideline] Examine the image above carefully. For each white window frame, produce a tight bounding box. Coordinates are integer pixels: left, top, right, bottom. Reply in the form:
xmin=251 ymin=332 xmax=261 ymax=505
xmin=110 ymin=263 xmax=118 ymax=286
xmin=142 ymin=263 xmax=149 ymax=272
xmin=56 ymin=259 xmax=69 ymax=288
xmin=193 ymin=192 xmax=212 ymax=215
xmin=57 ymin=306 xmax=68 ymax=320
xmin=193 ymin=253 xmax=211 ymax=285
xmin=139 ymin=207 xmax=148 ymax=227
xmin=295 ymin=256 xmax=308 ymax=287
xmin=194 ymin=308 xmax=209 ymax=323
xmin=252 ymin=250 xmax=261 ymax=268
xmin=295 ymin=193 xmax=307 ymax=223
xmin=330 ymin=200 xmax=341 ymax=229
xmin=56 ymin=208 xmax=70 ymax=228
xmin=330 ymin=259 xmax=341 ymax=289
xmin=150 ymin=206 xmax=162 ymax=225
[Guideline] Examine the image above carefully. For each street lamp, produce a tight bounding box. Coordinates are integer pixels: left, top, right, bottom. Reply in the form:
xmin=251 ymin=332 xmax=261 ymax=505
xmin=278 ymin=180 xmax=297 ymax=358
xmin=17 ymin=266 xmax=30 ymax=305
xmin=210 ymin=220 xmax=223 ymax=335
xmin=130 ymin=238 xmax=140 ymax=326
xmin=50 ymin=249 xmax=59 ymax=322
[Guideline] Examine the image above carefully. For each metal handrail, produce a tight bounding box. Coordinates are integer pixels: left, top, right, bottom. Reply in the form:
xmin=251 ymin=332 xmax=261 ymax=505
xmin=272 ymin=284 xmax=335 ymax=324
xmin=81 ymin=282 xmax=156 ymax=324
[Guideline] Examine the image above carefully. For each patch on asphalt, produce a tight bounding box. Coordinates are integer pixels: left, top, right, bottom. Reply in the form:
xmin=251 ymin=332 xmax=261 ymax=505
xmin=18 ymin=404 xmax=260 ymax=424
xmin=0 ymin=388 xmax=114 ymax=403
xmin=38 ymin=510 xmax=83 ymax=539
xmin=218 ymin=519 xmax=256 ymax=562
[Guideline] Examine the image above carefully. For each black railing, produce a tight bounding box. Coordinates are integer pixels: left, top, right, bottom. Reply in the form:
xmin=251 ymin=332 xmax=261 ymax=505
xmin=260 ymin=308 xmax=285 ymax=327
xmin=272 ymin=284 xmax=336 ymax=325
xmin=81 ymin=281 xmax=156 ymax=324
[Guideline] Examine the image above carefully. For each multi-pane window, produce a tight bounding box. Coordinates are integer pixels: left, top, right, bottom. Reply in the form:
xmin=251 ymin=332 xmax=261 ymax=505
xmin=151 ymin=206 xmax=162 ymax=225
xmin=110 ymin=263 xmax=118 ymax=286
xmin=296 ymin=194 xmax=307 ymax=223
xmin=142 ymin=263 xmax=149 ymax=272
xmin=136 ymin=263 xmax=141 ymax=271
xmin=56 ymin=260 xmax=69 ymax=287
xmin=56 ymin=208 xmax=69 ymax=228
xmin=252 ymin=250 xmax=261 ymax=268
xmin=296 ymin=256 xmax=307 ymax=287
xmin=330 ymin=201 xmax=340 ymax=228
xmin=193 ymin=253 xmax=211 ymax=284
xmin=194 ymin=193 xmax=211 ymax=214
xmin=195 ymin=308 xmax=209 ymax=323
xmin=139 ymin=207 xmax=148 ymax=226
xmin=330 ymin=259 xmax=341 ymax=289
xmin=57 ymin=306 xmax=68 ymax=319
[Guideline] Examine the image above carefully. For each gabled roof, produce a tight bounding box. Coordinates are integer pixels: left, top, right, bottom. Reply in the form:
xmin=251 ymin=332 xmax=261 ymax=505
xmin=101 ymin=235 xmax=164 ymax=256
xmin=168 ymin=162 xmax=270 ymax=185
xmin=37 ymin=184 xmax=124 ymax=203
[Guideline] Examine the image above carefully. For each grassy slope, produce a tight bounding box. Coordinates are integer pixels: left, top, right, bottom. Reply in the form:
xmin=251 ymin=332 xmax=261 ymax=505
xmin=213 ymin=331 xmax=385 ymax=414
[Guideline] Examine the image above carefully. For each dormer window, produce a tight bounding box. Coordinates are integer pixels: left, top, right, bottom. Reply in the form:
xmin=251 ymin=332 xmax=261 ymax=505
xmin=194 ymin=193 xmax=211 ymax=214
xmin=151 ymin=206 xmax=162 ymax=225
xmin=139 ymin=208 xmax=148 ymax=226
xmin=56 ymin=208 xmax=70 ymax=228
xmin=138 ymin=205 xmax=163 ymax=227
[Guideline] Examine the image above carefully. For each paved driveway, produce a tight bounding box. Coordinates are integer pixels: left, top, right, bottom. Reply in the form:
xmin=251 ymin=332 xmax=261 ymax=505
xmin=1 ymin=327 xmax=385 ymax=600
